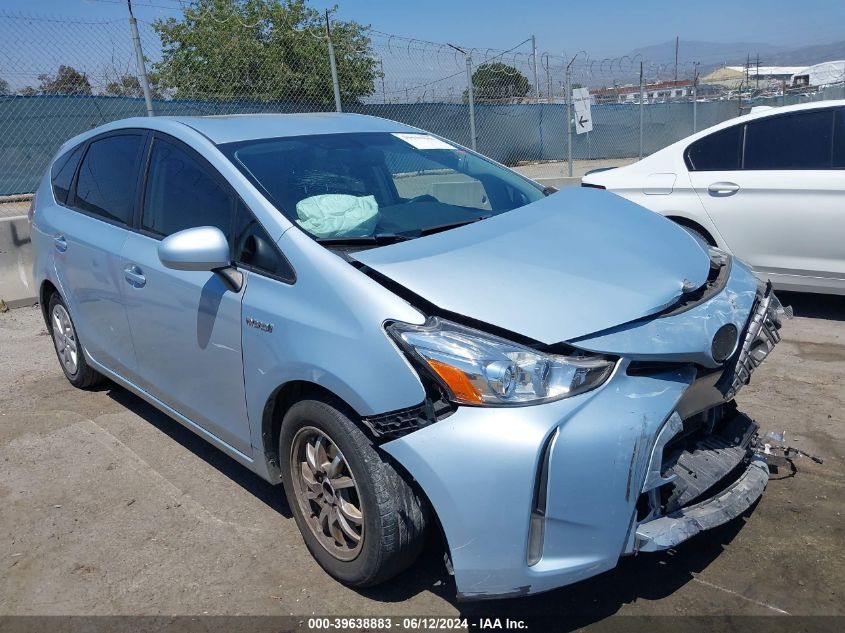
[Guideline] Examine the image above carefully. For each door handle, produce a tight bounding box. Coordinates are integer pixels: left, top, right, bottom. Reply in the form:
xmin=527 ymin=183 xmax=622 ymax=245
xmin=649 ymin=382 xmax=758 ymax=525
xmin=123 ymin=264 xmax=146 ymax=288
xmin=53 ymin=235 xmax=67 ymax=252
xmin=707 ymin=181 xmax=740 ymax=196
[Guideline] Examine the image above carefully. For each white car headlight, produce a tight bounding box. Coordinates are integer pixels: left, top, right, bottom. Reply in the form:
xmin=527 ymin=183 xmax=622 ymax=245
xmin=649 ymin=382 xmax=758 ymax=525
xmin=388 ymin=318 xmax=615 ymax=406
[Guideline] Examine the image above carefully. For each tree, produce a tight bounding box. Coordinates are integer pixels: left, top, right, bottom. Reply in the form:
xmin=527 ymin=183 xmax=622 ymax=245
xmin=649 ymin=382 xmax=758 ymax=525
xmin=153 ymin=0 xmax=377 ymax=106
xmin=469 ymin=63 xmax=531 ymax=102
xmin=0 ymin=78 xmax=9 ymax=95
xmin=103 ymin=74 xmax=161 ymax=99
xmin=37 ymin=65 xmax=92 ymax=96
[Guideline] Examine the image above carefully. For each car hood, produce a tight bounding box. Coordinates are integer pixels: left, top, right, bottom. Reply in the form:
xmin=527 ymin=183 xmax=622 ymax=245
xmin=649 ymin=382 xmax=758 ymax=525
xmin=353 ymin=187 xmax=711 ymax=344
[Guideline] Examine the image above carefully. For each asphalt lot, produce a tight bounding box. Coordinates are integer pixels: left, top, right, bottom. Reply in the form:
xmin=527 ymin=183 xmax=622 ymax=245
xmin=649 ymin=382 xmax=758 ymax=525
xmin=1 ymin=294 xmax=843 ymax=626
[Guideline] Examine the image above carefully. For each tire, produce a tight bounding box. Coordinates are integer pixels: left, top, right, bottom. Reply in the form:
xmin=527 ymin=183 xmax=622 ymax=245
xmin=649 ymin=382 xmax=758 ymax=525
xmin=47 ymin=293 xmax=104 ymax=389
xmin=280 ymin=397 xmax=428 ymax=587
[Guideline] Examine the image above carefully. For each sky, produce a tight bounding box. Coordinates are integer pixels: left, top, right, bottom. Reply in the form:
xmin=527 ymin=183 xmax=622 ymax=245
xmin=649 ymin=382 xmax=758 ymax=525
xmin=3 ymin=0 xmax=844 ymax=57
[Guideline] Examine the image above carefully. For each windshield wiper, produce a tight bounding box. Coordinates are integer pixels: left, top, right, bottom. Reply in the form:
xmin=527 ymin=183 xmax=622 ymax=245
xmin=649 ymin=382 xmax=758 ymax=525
xmin=418 ymin=215 xmax=492 ymax=237
xmin=316 ymin=233 xmax=414 ymax=245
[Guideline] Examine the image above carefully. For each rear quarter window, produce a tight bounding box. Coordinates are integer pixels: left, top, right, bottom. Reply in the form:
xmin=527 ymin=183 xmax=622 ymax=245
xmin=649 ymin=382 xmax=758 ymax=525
xmin=50 ymin=145 xmax=84 ymax=205
xmin=684 ymin=125 xmax=743 ymax=171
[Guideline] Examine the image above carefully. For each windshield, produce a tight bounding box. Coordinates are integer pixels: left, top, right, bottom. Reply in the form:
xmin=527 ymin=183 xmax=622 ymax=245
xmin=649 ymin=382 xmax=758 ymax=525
xmin=219 ymin=132 xmax=544 ymax=243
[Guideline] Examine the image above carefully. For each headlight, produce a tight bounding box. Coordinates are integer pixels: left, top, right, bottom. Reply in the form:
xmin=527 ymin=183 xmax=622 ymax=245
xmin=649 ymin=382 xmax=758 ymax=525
xmin=387 ymin=318 xmax=615 ymax=406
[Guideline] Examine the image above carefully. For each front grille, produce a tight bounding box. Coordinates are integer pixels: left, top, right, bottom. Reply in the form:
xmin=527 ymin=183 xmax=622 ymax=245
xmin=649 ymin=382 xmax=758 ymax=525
xmin=717 ymin=282 xmax=785 ymax=400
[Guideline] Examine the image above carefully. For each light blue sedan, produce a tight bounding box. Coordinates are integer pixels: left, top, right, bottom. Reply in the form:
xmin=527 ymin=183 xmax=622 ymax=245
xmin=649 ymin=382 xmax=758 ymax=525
xmin=30 ymin=113 xmax=787 ymax=599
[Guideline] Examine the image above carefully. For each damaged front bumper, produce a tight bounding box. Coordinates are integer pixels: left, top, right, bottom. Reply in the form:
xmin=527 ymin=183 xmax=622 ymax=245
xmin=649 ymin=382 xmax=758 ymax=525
xmin=632 ymin=283 xmax=787 ymax=553
xmin=382 ymin=261 xmax=787 ymax=600
xmin=633 ymin=410 xmax=769 ymax=552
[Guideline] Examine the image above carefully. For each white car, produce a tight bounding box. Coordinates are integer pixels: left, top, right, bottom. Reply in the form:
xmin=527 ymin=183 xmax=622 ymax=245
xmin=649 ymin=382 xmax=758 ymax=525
xmin=582 ymin=100 xmax=845 ymax=295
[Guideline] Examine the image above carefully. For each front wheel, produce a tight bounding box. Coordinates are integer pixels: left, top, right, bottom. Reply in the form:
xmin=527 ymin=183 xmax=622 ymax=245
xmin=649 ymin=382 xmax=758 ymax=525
xmin=280 ymin=398 xmax=428 ymax=587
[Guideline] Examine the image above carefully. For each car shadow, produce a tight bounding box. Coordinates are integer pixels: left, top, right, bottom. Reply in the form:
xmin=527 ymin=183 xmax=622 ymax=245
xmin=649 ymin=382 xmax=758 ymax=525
xmin=103 ymin=380 xmax=758 ymax=627
xmin=453 ymin=514 xmax=751 ymax=629
xmin=105 ymin=385 xmax=292 ymax=518
xmin=361 ymin=503 xmax=757 ymax=629
xmin=778 ymin=291 xmax=845 ymax=321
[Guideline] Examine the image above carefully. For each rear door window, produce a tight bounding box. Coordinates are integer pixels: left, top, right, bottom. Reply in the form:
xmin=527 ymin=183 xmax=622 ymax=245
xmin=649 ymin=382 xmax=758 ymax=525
xmin=743 ymin=109 xmax=834 ymax=170
xmin=73 ymin=134 xmax=144 ymax=224
xmin=685 ymin=125 xmax=743 ymax=171
xmin=141 ymin=137 xmax=236 ymax=238
xmin=50 ymin=145 xmax=83 ymax=205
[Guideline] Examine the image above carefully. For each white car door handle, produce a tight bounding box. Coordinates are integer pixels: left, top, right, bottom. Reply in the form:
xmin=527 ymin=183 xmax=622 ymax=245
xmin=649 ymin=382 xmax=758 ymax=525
xmin=707 ymin=182 xmax=740 ymax=196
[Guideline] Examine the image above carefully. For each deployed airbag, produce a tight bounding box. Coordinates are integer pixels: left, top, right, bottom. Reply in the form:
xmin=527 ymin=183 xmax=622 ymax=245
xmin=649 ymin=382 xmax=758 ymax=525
xmin=295 ymin=194 xmax=379 ymax=238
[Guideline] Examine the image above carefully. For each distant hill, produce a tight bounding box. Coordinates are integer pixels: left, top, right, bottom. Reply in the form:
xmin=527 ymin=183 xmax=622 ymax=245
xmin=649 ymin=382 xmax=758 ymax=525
xmin=626 ymin=38 xmax=845 ymax=68
xmin=628 ymin=40 xmax=790 ymax=66
xmin=760 ymin=41 xmax=845 ymax=66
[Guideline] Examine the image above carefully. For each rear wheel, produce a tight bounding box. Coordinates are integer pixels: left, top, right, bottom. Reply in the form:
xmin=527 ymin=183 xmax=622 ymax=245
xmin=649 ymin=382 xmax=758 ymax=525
xmin=280 ymin=398 xmax=428 ymax=587
xmin=47 ymin=293 xmax=104 ymax=389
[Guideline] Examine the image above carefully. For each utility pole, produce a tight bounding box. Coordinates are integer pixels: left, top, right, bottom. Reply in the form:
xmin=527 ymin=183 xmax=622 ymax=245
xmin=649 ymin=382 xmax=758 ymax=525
xmin=674 ymin=36 xmax=679 ymax=83
xmin=325 ymin=9 xmax=342 ymax=112
xmin=126 ymin=0 xmax=154 ymax=116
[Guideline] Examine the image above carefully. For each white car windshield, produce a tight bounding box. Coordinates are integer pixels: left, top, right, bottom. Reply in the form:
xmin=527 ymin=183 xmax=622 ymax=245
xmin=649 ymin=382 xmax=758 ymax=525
xmin=220 ymin=132 xmax=545 ymax=243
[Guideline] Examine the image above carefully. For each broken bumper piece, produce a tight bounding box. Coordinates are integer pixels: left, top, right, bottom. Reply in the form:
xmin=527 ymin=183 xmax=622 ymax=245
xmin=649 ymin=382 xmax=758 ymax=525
xmin=635 ymin=455 xmax=769 ymax=552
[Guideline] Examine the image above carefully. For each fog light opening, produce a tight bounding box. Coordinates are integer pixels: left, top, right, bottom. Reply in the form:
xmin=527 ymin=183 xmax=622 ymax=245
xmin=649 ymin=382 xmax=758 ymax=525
xmin=527 ymin=430 xmax=556 ymax=567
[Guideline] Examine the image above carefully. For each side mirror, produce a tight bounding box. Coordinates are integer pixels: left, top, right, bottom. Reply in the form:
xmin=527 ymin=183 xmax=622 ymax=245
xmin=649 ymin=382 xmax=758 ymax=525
xmin=158 ymin=226 xmax=230 ymax=272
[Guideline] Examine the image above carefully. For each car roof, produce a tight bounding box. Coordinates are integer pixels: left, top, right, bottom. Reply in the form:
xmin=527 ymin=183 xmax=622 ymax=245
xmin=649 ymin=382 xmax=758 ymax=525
xmin=166 ymin=112 xmax=424 ymax=144
xmin=59 ymin=112 xmax=425 ymax=152
xmin=685 ymin=98 xmax=845 ymax=141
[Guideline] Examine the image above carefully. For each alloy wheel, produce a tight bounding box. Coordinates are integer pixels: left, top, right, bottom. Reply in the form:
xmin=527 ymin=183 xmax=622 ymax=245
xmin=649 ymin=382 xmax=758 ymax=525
xmin=51 ymin=304 xmax=79 ymax=376
xmin=290 ymin=426 xmax=364 ymax=561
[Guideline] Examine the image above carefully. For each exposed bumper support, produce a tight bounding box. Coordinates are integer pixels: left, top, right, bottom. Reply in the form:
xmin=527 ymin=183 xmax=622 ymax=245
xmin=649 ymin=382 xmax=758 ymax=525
xmin=634 ymin=455 xmax=769 ymax=552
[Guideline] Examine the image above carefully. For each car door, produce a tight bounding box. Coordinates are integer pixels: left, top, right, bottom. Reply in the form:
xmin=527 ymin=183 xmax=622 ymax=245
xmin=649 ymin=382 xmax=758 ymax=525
xmin=47 ymin=132 xmax=146 ymax=377
xmin=687 ymin=107 xmax=845 ymax=287
xmin=119 ymin=133 xmax=251 ymax=454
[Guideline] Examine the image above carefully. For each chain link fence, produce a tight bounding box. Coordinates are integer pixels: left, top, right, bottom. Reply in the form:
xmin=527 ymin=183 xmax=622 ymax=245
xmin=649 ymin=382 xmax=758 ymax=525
xmin=1 ymin=5 xmax=844 ymax=195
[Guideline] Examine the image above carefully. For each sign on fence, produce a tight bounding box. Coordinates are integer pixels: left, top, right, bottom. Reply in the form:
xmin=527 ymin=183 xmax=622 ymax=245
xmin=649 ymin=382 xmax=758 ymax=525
xmin=572 ymin=87 xmax=593 ymax=134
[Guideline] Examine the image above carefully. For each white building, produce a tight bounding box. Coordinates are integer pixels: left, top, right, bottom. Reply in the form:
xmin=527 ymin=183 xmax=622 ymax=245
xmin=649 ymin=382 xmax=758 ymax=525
xmin=725 ymin=65 xmax=805 ymax=83
xmin=791 ymin=61 xmax=845 ymax=88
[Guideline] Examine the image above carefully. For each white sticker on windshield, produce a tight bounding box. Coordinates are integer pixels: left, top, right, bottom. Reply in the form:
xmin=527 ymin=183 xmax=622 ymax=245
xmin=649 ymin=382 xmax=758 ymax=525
xmin=391 ymin=133 xmax=455 ymax=150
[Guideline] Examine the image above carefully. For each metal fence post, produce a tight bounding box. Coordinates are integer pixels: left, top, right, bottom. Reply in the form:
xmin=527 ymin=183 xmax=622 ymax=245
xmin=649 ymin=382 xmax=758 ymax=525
xmin=566 ymin=63 xmax=572 ymax=177
xmin=127 ymin=0 xmax=154 ymax=117
xmin=326 ymin=9 xmax=342 ymax=112
xmin=532 ymin=35 xmax=540 ymax=104
xmin=466 ymin=54 xmax=477 ymax=151
xmin=692 ymin=62 xmax=698 ymax=133
xmin=692 ymin=84 xmax=697 ymax=132
xmin=532 ymin=36 xmax=544 ymax=160
xmin=638 ymin=62 xmax=644 ymax=159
